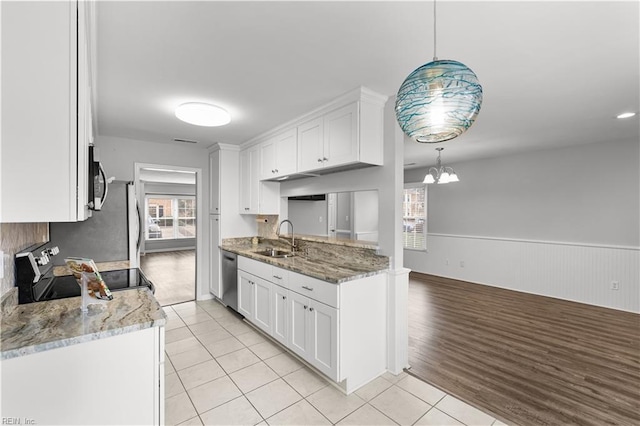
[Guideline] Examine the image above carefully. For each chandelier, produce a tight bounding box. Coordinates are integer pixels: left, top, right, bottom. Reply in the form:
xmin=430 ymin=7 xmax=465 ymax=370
xmin=395 ymin=0 xmax=483 ymax=143
xmin=423 ymin=148 xmax=459 ymax=184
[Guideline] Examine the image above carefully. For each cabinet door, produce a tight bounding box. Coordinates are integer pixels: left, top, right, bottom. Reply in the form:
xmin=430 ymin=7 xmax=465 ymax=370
xmin=274 ymin=128 xmax=297 ymax=177
xmin=323 ymin=103 xmax=358 ymax=168
xmin=288 ymin=291 xmax=310 ymax=359
xmin=297 ymin=117 xmax=324 ymax=173
xmin=210 ymin=150 xmax=220 ymax=213
xmin=253 ymin=277 xmax=272 ymax=335
xmin=239 ymin=149 xmax=252 ymax=214
xmin=249 ymin=146 xmax=260 ymax=213
xmin=260 ymin=139 xmax=276 ymax=180
xmin=272 ymin=284 xmax=289 ymax=346
xmin=309 ymin=300 xmax=339 ymax=380
xmin=237 ymin=271 xmax=254 ymax=319
xmin=209 ymin=215 xmax=221 ymax=297
xmin=1 ymin=1 xmax=79 ymax=222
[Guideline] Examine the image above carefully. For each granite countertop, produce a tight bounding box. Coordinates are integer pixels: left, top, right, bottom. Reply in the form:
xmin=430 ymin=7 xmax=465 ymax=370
xmin=221 ymin=238 xmax=389 ymax=283
xmin=0 ymin=288 xmax=166 ymax=361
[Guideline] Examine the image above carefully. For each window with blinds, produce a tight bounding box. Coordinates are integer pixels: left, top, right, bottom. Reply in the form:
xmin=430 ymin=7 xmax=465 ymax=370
xmin=403 ymin=185 xmax=427 ymax=250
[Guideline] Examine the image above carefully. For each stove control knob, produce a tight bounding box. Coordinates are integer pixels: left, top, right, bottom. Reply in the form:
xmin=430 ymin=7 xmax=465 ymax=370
xmin=35 ymin=256 xmax=49 ymax=266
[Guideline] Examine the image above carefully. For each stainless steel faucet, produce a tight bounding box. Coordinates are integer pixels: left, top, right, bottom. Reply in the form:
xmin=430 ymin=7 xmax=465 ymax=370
xmin=276 ymin=219 xmax=296 ymax=251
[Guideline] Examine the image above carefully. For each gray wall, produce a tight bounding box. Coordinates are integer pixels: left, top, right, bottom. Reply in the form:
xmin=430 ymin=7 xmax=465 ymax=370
xmin=96 ymin=135 xmax=210 ymax=299
xmin=336 ymin=192 xmax=351 ymax=231
xmin=288 ymin=199 xmax=328 ymax=236
xmin=405 ymin=139 xmax=640 ymax=247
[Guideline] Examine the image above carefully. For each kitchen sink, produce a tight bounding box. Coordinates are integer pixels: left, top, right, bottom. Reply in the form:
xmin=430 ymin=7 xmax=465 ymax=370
xmin=254 ymin=248 xmax=295 ymax=258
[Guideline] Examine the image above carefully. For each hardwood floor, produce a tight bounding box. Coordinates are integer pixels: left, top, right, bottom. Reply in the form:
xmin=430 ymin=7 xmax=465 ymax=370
xmin=408 ymin=272 xmax=640 ymax=426
xmin=140 ymin=250 xmax=195 ymax=306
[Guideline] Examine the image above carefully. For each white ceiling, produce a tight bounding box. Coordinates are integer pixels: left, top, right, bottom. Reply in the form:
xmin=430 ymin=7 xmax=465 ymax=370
xmin=96 ymin=1 xmax=639 ymax=169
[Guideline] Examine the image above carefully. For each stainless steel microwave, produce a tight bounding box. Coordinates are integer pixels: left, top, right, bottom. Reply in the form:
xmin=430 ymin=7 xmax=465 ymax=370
xmin=88 ymin=145 xmax=108 ymax=211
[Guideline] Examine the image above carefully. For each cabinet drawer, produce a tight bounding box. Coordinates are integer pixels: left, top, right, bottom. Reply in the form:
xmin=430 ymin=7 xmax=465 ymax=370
xmin=270 ymin=266 xmax=289 ymax=288
xmin=289 ymin=272 xmax=338 ymax=308
xmin=238 ymin=256 xmax=272 ymax=278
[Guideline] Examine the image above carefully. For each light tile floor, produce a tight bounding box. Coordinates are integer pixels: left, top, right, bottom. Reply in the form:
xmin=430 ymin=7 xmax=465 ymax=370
xmin=164 ymin=300 xmax=507 ymax=426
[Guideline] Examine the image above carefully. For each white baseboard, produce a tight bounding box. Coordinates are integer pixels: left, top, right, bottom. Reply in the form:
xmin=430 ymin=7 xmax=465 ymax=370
xmin=405 ymin=234 xmax=640 ymax=313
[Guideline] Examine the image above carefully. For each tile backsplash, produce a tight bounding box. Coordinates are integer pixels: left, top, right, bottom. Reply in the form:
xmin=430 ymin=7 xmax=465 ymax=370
xmin=0 ymin=222 xmax=48 ymax=298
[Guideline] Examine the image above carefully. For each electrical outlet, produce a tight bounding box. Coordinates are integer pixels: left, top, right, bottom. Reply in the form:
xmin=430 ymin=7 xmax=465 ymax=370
xmin=611 ymin=281 xmax=619 ymax=290
xmin=460 ymin=261 xmax=465 ymax=268
xmin=318 ymin=216 xmax=323 ymax=223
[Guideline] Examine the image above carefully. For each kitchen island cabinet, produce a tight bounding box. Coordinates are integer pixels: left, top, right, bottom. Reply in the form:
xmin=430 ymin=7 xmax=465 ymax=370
xmin=0 ymin=288 xmax=166 ymax=425
xmin=236 ymin=251 xmax=387 ymax=394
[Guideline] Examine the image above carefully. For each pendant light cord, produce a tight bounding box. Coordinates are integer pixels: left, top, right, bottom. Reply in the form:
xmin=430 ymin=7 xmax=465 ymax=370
xmin=433 ymin=0 xmax=438 ymax=61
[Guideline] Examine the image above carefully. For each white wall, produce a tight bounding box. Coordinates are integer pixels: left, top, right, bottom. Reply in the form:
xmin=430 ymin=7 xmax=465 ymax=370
xmin=404 ymin=138 xmax=640 ymax=312
xmin=96 ymin=135 xmax=211 ymax=300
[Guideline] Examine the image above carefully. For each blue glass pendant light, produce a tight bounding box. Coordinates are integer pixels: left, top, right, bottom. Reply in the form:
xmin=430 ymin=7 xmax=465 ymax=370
xmin=396 ymin=1 xmax=483 ymax=143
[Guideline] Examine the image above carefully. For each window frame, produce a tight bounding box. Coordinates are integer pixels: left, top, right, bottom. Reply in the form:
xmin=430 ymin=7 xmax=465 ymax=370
xmin=402 ymin=183 xmax=427 ymax=251
xmin=145 ymin=195 xmax=196 ymax=241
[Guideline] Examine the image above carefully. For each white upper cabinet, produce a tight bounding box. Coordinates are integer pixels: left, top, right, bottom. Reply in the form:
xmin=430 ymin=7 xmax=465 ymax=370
xmin=1 ymin=1 xmax=94 ymax=222
xmin=209 ymin=150 xmax=221 ymax=214
xmin=297 ymin=99 xmax=381 ymax=174
xmin=260 ymin=128 xmax=297 ymax=180
xmin=297 ymin=88 xmax=387 ymax=175
xmin=297 ymin=117 xmax=325 ymax=172
xmin=239 ymin=146 xmax=279 ymax=215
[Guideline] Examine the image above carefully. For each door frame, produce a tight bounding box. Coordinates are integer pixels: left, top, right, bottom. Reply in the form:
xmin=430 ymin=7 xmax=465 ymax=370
xmin=134 ymin=162 xmax=204 ymax=301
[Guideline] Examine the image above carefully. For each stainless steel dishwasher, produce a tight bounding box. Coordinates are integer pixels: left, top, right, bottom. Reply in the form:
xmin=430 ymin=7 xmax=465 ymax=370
xmin=221 ymin=250 xmax=238 ymax=311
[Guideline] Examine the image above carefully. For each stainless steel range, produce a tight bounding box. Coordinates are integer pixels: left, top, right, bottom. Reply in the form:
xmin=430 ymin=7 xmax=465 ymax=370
xmin=15 ymin=242 xmax=154 ymax=304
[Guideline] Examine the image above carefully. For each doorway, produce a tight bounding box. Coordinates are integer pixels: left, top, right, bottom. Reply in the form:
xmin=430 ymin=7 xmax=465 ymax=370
xmin=134 ymin=163 xmax=202 ymax=306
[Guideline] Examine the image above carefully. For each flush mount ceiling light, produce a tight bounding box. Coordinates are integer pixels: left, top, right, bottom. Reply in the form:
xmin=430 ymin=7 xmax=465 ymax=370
xmin=616 ymin=112 xmax=636 ymax=119
xmin=423 ymin=147 xmax=459 ymax=184
xmin=175 ymin=102 xmax=231 ymax=127
xmin=395 ymin=0 xmax=483 ymax=143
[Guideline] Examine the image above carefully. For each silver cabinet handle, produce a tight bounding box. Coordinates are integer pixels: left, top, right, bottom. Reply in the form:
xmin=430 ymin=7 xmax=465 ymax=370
xmin=282 ymin=295 xmax=286 ymax=300
xmin=275 ymin=169 xmax=279 ymax=173
xmin=317 ymin=158 xmax=323 ymax=163
xmin=273 ymin=275 xmax=282 ymax=280
xmin=309 ymin=307 xmax=314 ymax=312
xmin=302 ymin=286 xmax=313 ymax=291
xmin=322 ymin=157 xmax=328 ymax=162
xmin=244 ymin=207 xmax=250 ymax=211
xmin=303 ymin=305 xmax=308 ymax=310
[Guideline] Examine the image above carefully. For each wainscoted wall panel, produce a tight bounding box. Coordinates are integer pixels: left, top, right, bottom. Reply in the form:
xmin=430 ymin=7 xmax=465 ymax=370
xmin=404 ymin=234 xmax=640 ymax=313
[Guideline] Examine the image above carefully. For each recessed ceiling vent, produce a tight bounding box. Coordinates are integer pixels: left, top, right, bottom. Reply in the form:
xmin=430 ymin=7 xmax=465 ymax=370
xmin=173 ymin=138 xmax=199 ymax=144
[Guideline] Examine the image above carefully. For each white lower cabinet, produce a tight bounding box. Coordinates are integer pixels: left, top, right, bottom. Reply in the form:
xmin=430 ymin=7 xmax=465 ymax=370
xmin=253 ymin=277 xmax=273 ymax=335
xmin=237 ymin=270 xmax=272 ymax=335
xmin=237 ymin=255 xmax=386 ymax=394
xmin=288 ymin=289 xmax=311 ymax=359
xmin=209 ymin=215 xmax=221 ymax=297
xmin=0 ymin=326 xmax=164 ymax=425
xmin=308 ymin=300 xmax=339 ymax=380
xmin=272 ymin=284 xmax=289 ymax=346
xmin=238 ymin=271 xmax=254 ymax=319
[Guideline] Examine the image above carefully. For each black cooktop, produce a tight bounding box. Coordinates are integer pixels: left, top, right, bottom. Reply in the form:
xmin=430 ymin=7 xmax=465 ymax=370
xmin=40 ymin=268 xmax=154 ymax=302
